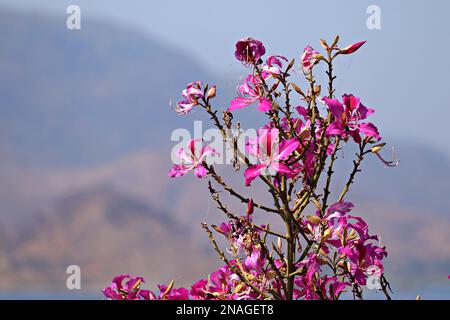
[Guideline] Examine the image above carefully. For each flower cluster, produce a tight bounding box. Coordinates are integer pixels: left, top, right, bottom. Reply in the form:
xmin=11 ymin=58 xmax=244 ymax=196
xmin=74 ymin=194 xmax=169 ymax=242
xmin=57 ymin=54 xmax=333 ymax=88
xmin=102 ymin=274 xmax=190 ymax=300
xmin=105 ymin=36 xmax=397 ymax=300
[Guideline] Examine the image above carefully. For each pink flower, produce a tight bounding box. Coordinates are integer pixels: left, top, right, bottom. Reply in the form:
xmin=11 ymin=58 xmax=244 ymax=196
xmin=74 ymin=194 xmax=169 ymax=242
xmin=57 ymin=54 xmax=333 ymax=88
xmin=296 ymin=106 xmax=309 ymax=119
xmin=228 ymin=75 xmax=272 ymax=112
xmin=235 ymin=37 xmax=266 ymax=65
xmin=190 ymin=279 xmax=211 ymax=300
xmin=103 ymin=275 xmax=192 ymax=300
xmin=102 ymin=274 xmax=152 ymax=300
xmin=325 ymin=201 xmax=354 ymax=220
xmin=324 ymin=94 xmax=380 ymax=143
xmin=301 ymin=45 xmax=321 ymax=75
xmin=245 ymin=248 xmax=264 ymax=273
xmin=301 ymin=201 xmax=388 ymax=287
xmin=295 ymin=273 xmax=349 ymax=300
xmin=190 ymin=265 xmax=241 ymax=300
xmin=338 ymin=41 xmax=366 ymax=55
xmin=168 ymin=138 xmax=217 ymax=178
xmin=339 ymin=243 xmax=387 ymax=285
xmin=332 ymin=215 xmax=387 ymax=285
xmin=157 ymin=284 xmax=190 ymax=300
xmin=173 ymin=81 xmax=204 ymax=115
xmin=262 ymin=55 xmax=288 ymax=78
xmin=294 ymin=255 xmax=350 ymax=300
xmin=213 ymin=221 xmax=233 ymax=237
xmin=244 ymin=128 xmax=299 ymax=186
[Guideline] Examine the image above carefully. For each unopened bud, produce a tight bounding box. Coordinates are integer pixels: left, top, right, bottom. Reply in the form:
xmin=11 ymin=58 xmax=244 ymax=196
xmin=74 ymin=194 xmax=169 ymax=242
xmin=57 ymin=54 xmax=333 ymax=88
xmin=207 ymin=85 xmax=217 ymax=99
xmin=212 ymin=224 xmax=223 ymax=234
xmin=291 ymin=82 xmax=305 ymax=97
xmin=323 ymin=228 xmax=331 ymax=239
xmin=313 ymin=53 xmax=325 ymax=61
xmin=312 ymin=198 xmax=322 ymax=211
xmin=331 ymin=35 xmax=340 ymax=48
xmin=161 ymin=280 xmax=174 ymax=298
xmin=371 ymin=143 xmax=386 ymax=153
xmin=131 ymin=278 xmax=142 ymax=291
xmin=235 ymin=282 xmax=245 ymax=293
xmin=287 ymin=58 xmax=295 ymax=71
xmin=308 ymin=215 xmax=322 ymax=224
xmin=319 ymin=39 xmax=329 ymax=50
xmin=246 ymin=198 xmax=254 ymax=217
xmin=338 ymin=41 xmax=366 ymax=55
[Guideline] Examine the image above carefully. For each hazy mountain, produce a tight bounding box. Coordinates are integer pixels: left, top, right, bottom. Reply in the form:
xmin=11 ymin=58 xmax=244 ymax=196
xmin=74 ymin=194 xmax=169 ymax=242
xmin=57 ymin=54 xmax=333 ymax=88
xmin=0 ymin=185 xmax=218 ymax=291
xmin=0 ymin=8 xmax=221 ymax=166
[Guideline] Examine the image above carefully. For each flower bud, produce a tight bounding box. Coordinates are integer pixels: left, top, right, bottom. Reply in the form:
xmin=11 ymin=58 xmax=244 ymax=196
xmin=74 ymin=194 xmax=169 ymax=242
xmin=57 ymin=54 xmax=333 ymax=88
xmin=212 ymin=224 xmax=222 ymax=234
xmin=323 ymin=228 xmax=332 ymax=239
xmin=312 ymin=198 xmax=322 ymax=211
xmin=313 ymin=53 xmax=325 ymax=61
xmin=207 ymin=85 xmax=217 ymax=99
xmin=291 ymin=82 xmax=305 ymax=97
xmin=331 ymin=35 xmax=340 ymax=48
xmin=246 ymin=198 xmax=254 ymax=218
xmin=319 ymin=38 xmax=329 ymax=50
xmin=371 ymin=143 xmax=386 ymax=153
xmin=277 ymin=237 xmax=283 ymax=251
xmin=308 ymin=215 xmax=322 ymax=224
xmin=160 ymin=280 xmax=174 ymax=298
xmin=338 ymin=41 xmax=366 ymax=55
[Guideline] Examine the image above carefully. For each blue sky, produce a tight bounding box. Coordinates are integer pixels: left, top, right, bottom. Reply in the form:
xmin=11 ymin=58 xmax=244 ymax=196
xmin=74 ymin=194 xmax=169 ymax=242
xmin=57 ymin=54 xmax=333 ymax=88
xmin=1 ymin=0 xmax=450 ymax=154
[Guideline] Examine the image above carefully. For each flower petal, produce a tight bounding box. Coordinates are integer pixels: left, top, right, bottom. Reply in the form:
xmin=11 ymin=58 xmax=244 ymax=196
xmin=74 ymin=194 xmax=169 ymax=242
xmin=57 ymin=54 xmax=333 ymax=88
xmin=257 ymin=97 xmax=272 ymax=112
xmin=244 ymin=164 xmax=267 ymax=186
xmin=342 ymin=94 xmax=360 ymax=111
xmin=275 ymin=138 xmax=299 ymax=161
xmin=326 ymin=121 xmax=345 ymax=136
xmin=323 ymin=97 xmax=344 ymax=118
xmin=168 ymin=164 xmax=189 ymax=178
xmin=229 ymin=97 xmax=251 ymax=111
xmin=359 ymin=122 xmax=380 ymax=140
xmin=194 ymin=165 xmax=207 ymax=178
xmin=271 ymin=162 xmax=293 ymax=174
xmin=357 ymin=103 xmax=375 ymax=119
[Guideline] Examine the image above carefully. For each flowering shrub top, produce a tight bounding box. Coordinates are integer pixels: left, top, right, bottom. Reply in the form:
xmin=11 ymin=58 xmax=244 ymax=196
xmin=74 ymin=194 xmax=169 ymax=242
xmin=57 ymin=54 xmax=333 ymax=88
xmin=103 ymin=36 xmax=398 ymax=300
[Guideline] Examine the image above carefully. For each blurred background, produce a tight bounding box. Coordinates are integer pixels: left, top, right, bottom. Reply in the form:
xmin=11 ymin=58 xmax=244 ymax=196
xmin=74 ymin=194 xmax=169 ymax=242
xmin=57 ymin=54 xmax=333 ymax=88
xmin=0 ymin=0 xmax=449 ymax=299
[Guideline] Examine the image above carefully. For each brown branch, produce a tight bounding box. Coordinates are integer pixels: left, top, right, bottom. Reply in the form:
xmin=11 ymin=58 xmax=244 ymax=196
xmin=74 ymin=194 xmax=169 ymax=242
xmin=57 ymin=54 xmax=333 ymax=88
xmin=205 ymin=164 xmax=278 ymax=214
xmin=321 ymin=138 xmax=340 ymax=214
xmin=338 ymin=141 xmax=369 ymax=202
